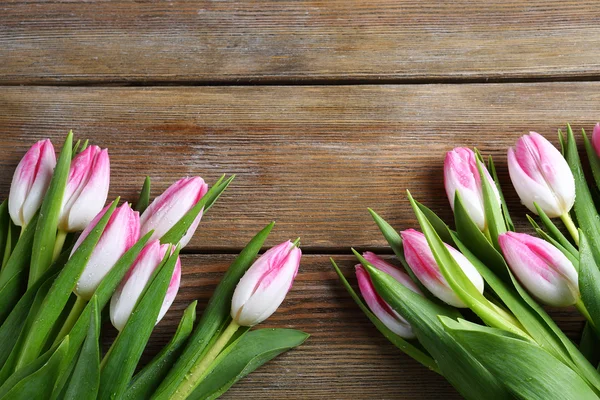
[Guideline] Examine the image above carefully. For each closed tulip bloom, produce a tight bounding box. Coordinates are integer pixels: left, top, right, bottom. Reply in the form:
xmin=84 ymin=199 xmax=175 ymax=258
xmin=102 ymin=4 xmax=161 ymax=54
xmin=592 ymin=123 xmax=600 ymax=158
xmin=140 ymin=177 xmax=209 ymax=248
xmin=357 ymin=252 xmax=422 ymax=338
xmin=9 ymin=139 xmax=56 ymax=227
xmin=231 ymin=240 xmax=301 ymax=327
xmin=507 ymin=132 xmax=575 ymax=218
xmin=499 ymin=232 xmax=579 ymax=307
xmin=73 ymin=203 xmax=140 ymax=300
xmin=444 ymin=147 xmax=500 ymax=231
xmin=401 ymin=229 xmax=484 ymax=308
xmin=110 ymin=240 xmax=181 ymax=331
xmin=59 ymin=145 xmax=110 ymax=232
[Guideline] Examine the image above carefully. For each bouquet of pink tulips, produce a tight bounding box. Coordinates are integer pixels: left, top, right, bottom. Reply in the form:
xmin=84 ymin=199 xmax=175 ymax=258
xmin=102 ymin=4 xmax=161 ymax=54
xmin=334 ymin=124 xmax=600 ymax=399
xmin=0 ymin=132 xmax=307 ymax=399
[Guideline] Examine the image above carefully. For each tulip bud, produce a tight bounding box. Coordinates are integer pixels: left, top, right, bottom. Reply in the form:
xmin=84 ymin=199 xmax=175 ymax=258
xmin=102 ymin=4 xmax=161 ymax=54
xmin=8 ymin=139 xmax=56 ymax=227
xmin=592 ymin=123 xmax=600 ymax=158
xmin=73 ymin=203 xmax=140 ymax=300
xmin=110 ymin=240 xmax=181 ymax=331
xmin=357 ymin=252 xmax=422 ymax=338
xmin=499 ymin=232 xmax=579 ymax=307
xmin=231 ymin=240 xmax=301 ymax=327
xmin=507 ymin=132 xmax=575 ymax=218
xmin=444 ymin=147 xmax=500 ymax=231
xmin=401 ymin=229 xmax=484 ymax=308
xmin=139 ymin=177 xmax=208 ymax=248
xmin=59 ymin=145 xmax=110 ymax=232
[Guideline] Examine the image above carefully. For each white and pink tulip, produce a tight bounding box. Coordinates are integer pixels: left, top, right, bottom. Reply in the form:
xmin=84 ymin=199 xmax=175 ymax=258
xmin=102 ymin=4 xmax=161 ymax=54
xmin=8 ymin=139 xmax=56 ymax=227
xmin=231 ymin=240 xmax=302 ymax=327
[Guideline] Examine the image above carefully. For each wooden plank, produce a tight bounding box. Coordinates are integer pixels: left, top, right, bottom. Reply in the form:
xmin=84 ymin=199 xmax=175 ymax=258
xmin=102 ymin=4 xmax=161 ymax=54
xmin=2 ymin=1 xmax=600 ymax=84
xmin=1 ymin=83 xmax=598 ymax=251
xmin=121 ymin=254 xmax=581 ymax=399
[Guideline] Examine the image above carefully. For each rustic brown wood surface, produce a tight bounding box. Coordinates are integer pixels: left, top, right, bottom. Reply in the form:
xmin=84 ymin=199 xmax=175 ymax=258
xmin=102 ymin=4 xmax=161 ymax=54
xmin=2 ymin=1 xmax=598 ymax=398
xmin=2 ymin=1 xmax=600 ymax=84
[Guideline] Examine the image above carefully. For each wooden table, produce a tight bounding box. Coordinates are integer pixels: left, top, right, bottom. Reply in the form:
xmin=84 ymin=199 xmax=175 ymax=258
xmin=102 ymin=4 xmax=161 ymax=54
xmin=1 ymin=2 xmax=597 ymax=398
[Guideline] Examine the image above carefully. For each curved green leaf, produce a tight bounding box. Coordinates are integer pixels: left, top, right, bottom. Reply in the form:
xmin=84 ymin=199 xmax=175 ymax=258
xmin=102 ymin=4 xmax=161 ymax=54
xmin=63 ymin=297 xmax=100 ymax=400
xmin=579 ymin=232 xmax=600 ymax=335
xmin=330 ymin=258 xmax=437 ymax=372
xmin=123 ymin=300 xmax=198 ymax=400
xmin=135 ymin=176 xmax=151 ymax=213
xmin=98 ymin=247 xmax=180 ymax=400
xmin=582 ymin=127 xmax=600 ymax=193
xmin=29 ymin=131 xmax=73 ymax=287
xmin=487 ymin=155 xmax=515 ymax=231
xmin=476 ymin=160 xmax=506 ymax=250
xmin=190 ymin=329 xmax=309 ymax=400
xmin=153 ymin=222 xmax=274 ymax=400
xmin=533 ymin=203 xmax=578 ymax=257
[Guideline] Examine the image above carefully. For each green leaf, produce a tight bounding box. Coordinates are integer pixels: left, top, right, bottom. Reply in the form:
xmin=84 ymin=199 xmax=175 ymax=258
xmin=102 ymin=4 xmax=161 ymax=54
xmin=442 ymin=317 xmax=599 ymax=400
xmin=476 ymin=160 xmax=506 ymax=250
xmin=0 ymin=200 xmax=11 ymax=270
xmin=414 ymin=201 xmax=455 ymax=245
xmin=135 ymin=176 xmax=151 ymax=213
xmin=123 ymin=301 xmax=197 ymax=400
xmin=190 ymin=329 xmax=309 ymax=400
xmin=29 ymin=131 xmax=73 ymax=287
xmin=565 ymin=125 xmax=600 ymax=264
xmin=363 ymin=262 xmax=510 ymax=400
xmin=15 ymin=199 xmax=117 ymax=370
xmin=487 ymin=155 xmax=515 ymax=231
xmin=98 ymin=247 xmax=181 ymax=400
xmin=0 ymin=337 xmax=69 ymax=400
xmin=367 ymin=208 xmax=430 ymax=296
xmin=408 ymin=192 xmax=525 ymax=337
xmin=330 ymin=258 xmax=438 ymax=372
xmin=0 ymin=213 xmax=39 ymax=324
xmin=153 ymin=221 xmax=275 ymax=400
xmin=533 ymin=203 xmax=578 ymax=257
xmin=583 ymin=127 xmax=600 ymax=194
xmin=160 ymin=175 xmax=235 ymax=246
xmin=580 ymin=322 xmax=600 ymax=367
xmin=51 ymin=231 xmax=153 ymax=397
xmin=63 ymin=297 xmax=100 ymax=400
xmin=579 ymin=231 xmax=600 ymax=334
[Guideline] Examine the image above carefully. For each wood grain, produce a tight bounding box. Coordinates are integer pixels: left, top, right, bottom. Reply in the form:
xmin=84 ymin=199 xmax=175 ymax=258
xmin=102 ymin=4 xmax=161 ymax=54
xmin=2 ymin=1 xmax=600 ymax=84
xmin=121 ymin=254 xmax=582 ymax=399
xmin=0 ymin=83 xmax=598 ymax=252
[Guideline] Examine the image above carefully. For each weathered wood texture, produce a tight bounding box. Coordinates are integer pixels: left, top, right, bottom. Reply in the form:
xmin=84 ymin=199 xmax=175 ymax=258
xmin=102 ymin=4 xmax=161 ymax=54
xmin=0 ymin=84 xmax=598 ymax=252
xmin=2 ymin=1 xmax=600 ymax=84
xmin=123 ymin=254 xmax=581 ymax=399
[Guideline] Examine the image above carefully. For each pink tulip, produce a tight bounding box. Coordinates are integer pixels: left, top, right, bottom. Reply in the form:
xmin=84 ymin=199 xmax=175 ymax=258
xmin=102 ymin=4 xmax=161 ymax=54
xmin=8 ymin=139 xmax=56 ymax=227
xmin=357 ymin=252 xmax=422 ymax=338
xmin=499 ymin=232 xmax=579 ymax=307
xmin=444 ymin=147 xmax=500 ymax=231
xmin=401 ymin=229 xmax=484 ymax=308
xmin=592 ymin=123 xmax=600 ymax=158
xmin=110 ymin=240 xmax=181 ymax=331
xmin=140 ymin=177 xmax=209 ymax=248
xmin=59 ymin=145 xmax=110 ymax=232
xmin=231 ymin=240 xmax=301 ymax=326
xmin=507 ymin=132 xmax=574 ymax=218
xmin=73 ymin=203 xmax=140 ymax=300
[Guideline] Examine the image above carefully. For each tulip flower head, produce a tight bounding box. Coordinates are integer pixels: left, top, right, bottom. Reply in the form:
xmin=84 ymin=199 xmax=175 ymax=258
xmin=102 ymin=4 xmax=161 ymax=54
xmin=592 ymin=123 xmax=600 ymax=159
xmin=9 ymin=139 xmax=56 ymax=227
xmin=231 ymin=240 xmax=301 ymax=327
xmin=499 ymin=232 xmax=579 ymax=307
xmin=140 ymin=177 xmax=209 ymax=248
xmin=74 ymin=203 xmax=140 ymax=300
xmin=357 ymin=252 xmax=422 ymax=338
xmin=110 ymin=240 xmax=181 ymax=331
xmin=444 ymin=147 xmax=500 ymax=231
xmin=401 ymin=229 xmax=484 ymax=308
xmin=507 ymin=132 xmax=575 ymax=218
xmin=59 ymin=145 xmax=110 ymax=232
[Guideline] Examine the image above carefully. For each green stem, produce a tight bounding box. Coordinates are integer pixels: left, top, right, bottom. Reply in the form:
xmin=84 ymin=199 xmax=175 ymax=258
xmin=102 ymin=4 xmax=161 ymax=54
xmin=576 ymin=299 xmax=594 ymax=327
xmin=561 ymin=213 xmax=580 ymax=246
xmin=52 ymin=229 xmax=68 ymax=262
xmin=53 ymin=296 xmax=87 ymax=347
xmin=171 ymin=320 xmax=240 ymax=400
xmin=291 ymin=237 xmax=301 ymax=248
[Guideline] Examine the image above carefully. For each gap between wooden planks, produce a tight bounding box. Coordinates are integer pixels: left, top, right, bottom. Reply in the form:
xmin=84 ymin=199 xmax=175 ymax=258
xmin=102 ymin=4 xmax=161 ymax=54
xmin=2 ymin=1 xmax=600 ymax=84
